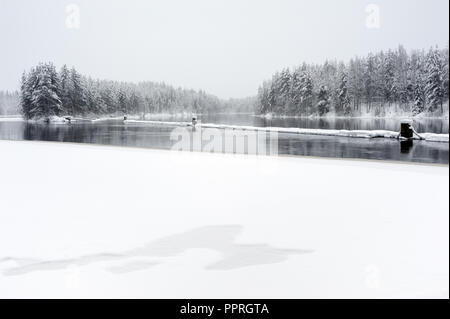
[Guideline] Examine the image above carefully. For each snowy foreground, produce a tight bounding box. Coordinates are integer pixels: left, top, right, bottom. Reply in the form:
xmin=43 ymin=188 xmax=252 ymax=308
xmin=0 ymin=140 xmax=448 ymax=298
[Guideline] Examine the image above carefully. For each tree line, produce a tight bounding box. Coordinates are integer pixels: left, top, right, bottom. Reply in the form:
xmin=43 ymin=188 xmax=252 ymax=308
xmin=256 ymin=45 xmax=449 ymax=117
xmin=20 ymin=63 xmax=252 ymax=120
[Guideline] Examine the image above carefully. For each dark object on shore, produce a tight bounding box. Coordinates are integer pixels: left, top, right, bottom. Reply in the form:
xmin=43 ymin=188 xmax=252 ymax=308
xmin=192 ymin=116 xmax=198 ymax=126
xmin=124 ymin=116 xmax=128 ymax=121
xmin=400 ymin=122 xmax=414 ymax=139
xmin=397 ymin=121 xmax=425 ymax=140
xmin=400 ymin=139 xmax=414 ymax=153
xmin=65 ymin=117 xmax=72 ymax=124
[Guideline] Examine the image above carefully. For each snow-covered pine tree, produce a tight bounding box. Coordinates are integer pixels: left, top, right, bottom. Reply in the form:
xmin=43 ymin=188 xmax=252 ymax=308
xmin=394 ymin=45 xmax=410 ymax=110
xmin=381 ymin=51 xmax=396 ymax=107
xmin=28 ymin=63 xmax=62 ymax=119
xmin=337 ymin=71 xmax=351 ymax=115
xmin=266 ymin=75 xmax=278 ymax=114
xmin=279 ymin=68 xmax=291 ymax=95
xmin=293 ymin=66 xmax=314 ymax=115
xmin=412 ymin=82 xmax=425 ymax=115
xmin=85 ymin=78 xmax=107 ymax=114
xmin=316 ymin=85 xmax=330 ymax=116
xmin=348 ymin=58 xmax=364 ymax=113
xmin=425 ymin=47 xmax=444 ymax=113
xmin=68 ymin=67 xmax=87 ymax=115
xmin=59 ymin=65 xmax=71 ymax=114
xmin=409 ymin=52 xmax=426 ymax=115
xmin=289 ymin=68 xmax=303 ymax=114
xmin=117 ymin=89 xmax=128 ymax=114
xmin=20 ymin=71 xmax=33 ymax=119
xmin=257 ymin=81 xmax=273 ymax=114
xmin=287 ymin=68 xmax=301 ymax=115
xmin=441 ymin=46 xmax=449 ymax=104
xmin=129 ymin=90 xmax=143 ymax=114
xmin=276 ymin=68 xmax=291 ymax=113
xmin=300 ymin=72 xmax=314 ymax=115
xmin=100 ymin=83 xmax=116 ymax=113
xmin=406 ymin=59 xmax=415 ymax=103
xmin=362 ymin=54 xmax=376 ymax=112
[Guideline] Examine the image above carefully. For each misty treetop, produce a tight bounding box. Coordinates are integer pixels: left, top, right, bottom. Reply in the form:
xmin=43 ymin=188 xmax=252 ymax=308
xmin=20 ymin=63 xmax=244 ymax=120
xmin=256 ymin=45 xmax=449 ymax=117
xmin=0 ymin=91 xmax=19 ymax=115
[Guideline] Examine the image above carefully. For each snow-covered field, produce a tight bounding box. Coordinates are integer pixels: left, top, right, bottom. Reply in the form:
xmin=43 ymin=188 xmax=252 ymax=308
xmin=0 ymin=140 xmax=448 ymax=298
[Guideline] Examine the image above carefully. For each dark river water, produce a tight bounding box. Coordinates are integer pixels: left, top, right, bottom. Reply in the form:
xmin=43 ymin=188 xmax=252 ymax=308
xmin=0 ymin=114 xmax=448 ymax=164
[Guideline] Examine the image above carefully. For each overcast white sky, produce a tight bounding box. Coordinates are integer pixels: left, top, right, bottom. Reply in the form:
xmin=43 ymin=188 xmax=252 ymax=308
xmin=0 ymin=0 xmax=448 ymax=98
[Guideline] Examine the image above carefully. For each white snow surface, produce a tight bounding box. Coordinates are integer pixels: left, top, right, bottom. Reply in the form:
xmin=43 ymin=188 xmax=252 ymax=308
xmin=47 ymin=116 xmax=69 ymax=123
xmin=27 ymin=116 xmax=71 ymax=124
xmin=0 ymin=117 xmax=23 ymax=122
xmin=91 ymin=115 xmax=141 ymax=122
xmin=125 ymin=119 xmax=195 ymax=127
xmin=125 ymin=120 xmax=450 ymax=143
xmin=0 ymin=140 xmax=448 ymax=298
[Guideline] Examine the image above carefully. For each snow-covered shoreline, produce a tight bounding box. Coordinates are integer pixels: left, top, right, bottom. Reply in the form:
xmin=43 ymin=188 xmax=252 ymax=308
xmin=0 ymin=117 xmax=23 ymax=122
xmin=0 ymin=140 xmax=448 ymax=298
xmin=125 ymin=119 xmax=450 ymax=143
xmin=255 ymin=112 xmax=450 ymax=121
xmin=2 ymin=115 xmax=448 ymax=143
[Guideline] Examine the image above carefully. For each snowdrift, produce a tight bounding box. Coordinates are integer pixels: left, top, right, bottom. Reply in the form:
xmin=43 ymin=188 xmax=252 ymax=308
xmin=0 ymin=141 xmax=448 ymax=298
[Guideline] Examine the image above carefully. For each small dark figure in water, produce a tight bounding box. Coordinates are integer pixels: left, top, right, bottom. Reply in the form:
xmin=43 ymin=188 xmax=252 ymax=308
xmin=124 ymin=116 xmax=128 ymax=121
xmin=192 ymin=117 xmax=198 ymax=126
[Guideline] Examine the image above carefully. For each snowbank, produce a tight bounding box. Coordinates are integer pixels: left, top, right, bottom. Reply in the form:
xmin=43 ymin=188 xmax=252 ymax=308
xmin=418 ymin=133 xmax=450 ymax=143
xmin=125 ymin=119 xmax=194 ymax=127
xmin=143 ymin=112 xmax=197 ymax=120
xmin=124 ymin=120 xmax=449 ymax=143
xmin=0 ymin=117 xmax=23 ymax=122
xmin=0 ymin=141 xmax=448 ymax=298
xmin=90 ymin=117 xmax=117 ymax=122
xmin=24 ymin=116 xmax=72 ymax=124
xmin=47 ymin=116 xmax=70 ymax=123
xmin=89 ymin=114 xmax=194 ymax=122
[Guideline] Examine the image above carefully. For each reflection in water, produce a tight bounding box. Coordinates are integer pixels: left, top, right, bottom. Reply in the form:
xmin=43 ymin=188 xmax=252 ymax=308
xmin=0 ymin=116 xmax=448 ymax=164
xmin=0 ymin=225 xmax=311 ymax=276
xmin=400 ymin=140 xmax=414 ymax=154
xmin=277 ymin=134 xmax=448 ymax=164
xmin=202 ymin=114 xmax=449 ymax=133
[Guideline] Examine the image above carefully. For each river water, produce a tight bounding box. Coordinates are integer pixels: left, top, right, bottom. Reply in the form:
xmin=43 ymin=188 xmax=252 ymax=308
xmin=0 ymin=114 xmax=448 ymax=164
